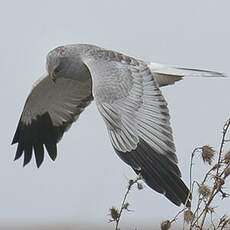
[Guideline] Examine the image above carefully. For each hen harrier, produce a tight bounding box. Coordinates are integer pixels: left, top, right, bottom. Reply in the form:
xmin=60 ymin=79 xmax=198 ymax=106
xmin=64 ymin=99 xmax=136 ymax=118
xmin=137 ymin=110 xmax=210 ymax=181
xmin=12 ymin=44 xmax=224 ymax=206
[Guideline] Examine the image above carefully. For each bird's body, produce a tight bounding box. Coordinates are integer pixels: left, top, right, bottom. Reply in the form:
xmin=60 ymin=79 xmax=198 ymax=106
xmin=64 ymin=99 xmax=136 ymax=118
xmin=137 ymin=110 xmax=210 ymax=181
xmin=12 ymin=44 xmax=224 ymax=207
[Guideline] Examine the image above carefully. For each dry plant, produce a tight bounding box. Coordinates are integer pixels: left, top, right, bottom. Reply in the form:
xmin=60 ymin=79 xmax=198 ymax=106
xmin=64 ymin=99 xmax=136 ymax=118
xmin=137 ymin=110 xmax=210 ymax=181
xmin=163 ymin=118 xmax=230 ymax=230
xmin=109 ymin=175 xmax=143 ymax=230
xmin=109 ymin=118 xmax=230 ymax=230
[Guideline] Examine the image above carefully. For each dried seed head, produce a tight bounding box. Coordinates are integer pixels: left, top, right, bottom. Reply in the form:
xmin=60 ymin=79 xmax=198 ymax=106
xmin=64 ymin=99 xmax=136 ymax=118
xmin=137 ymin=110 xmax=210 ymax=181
xmin=201 ymin=145 xmax=215 ymax=165
xmin=184 ymin=210 xmax=193 ymax=223
xmin=109 ymin=207 xmax=119 ymax=221
xmin=224 ymin=151 xmax=230 ymax=164
xmin=161 ymin=220 xmax=171 ymax=230
xmin=198 ymin=184 xmax=211 ymax=198
xmin=137 ymin=182 xmax=143 ymax=190
xmin=224 ymin=167 xmax=230 ymax=178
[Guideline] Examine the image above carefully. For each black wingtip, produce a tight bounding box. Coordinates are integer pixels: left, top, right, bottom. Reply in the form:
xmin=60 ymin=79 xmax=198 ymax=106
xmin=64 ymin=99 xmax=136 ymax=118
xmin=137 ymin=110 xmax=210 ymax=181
xmin=12 ymin=112 xmax=63 ymax=167
xmin=45 ymin=143 xmax=57 ymax=161
xmin=12 ymin=120 xmax=21 ymax=145
xmin=11 ymin=139 xmax=17 ymax=145
xmin=23 ymin=145 xmax=33 ymax=167
xmin=34 ymin=144 xmax=45 ymax=168
xmin=34 ymin=154 xmax=44 ymax=168
xmin=115 ymin=138 xmax=191 ymax=207
xmin=14 ymin=143 xmax=24 ymax=161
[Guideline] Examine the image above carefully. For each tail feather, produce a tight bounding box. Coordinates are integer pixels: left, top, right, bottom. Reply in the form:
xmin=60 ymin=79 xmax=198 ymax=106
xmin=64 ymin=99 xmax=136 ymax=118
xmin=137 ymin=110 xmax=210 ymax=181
xmin=148 ymin=62 xmax=225 ymax=87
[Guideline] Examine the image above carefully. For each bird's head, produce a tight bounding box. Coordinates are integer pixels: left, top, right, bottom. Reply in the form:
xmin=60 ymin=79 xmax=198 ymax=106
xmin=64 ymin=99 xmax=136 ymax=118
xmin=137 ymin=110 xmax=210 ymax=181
xmin=46 ymin=45 xmax=91 ymax=82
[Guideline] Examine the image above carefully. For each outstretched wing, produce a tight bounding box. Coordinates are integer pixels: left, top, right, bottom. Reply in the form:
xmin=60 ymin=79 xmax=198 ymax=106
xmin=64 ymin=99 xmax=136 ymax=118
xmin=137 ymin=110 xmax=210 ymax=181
xmin=82 ymin=50 xmax=190 ymax=206
xmin=12 ymin=76 xmax=93 ymax=167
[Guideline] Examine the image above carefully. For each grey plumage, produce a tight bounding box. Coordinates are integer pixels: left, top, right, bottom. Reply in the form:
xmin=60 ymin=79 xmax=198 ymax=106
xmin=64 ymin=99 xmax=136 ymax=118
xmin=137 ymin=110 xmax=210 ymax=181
xmin=12 ymin=44 xmax=224 ymax=205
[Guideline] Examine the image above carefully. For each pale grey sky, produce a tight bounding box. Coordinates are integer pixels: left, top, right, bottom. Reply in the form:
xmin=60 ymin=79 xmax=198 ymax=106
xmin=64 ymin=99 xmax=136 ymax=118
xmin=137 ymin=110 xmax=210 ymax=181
xmin=0 ymin=0 xmax=229 ymax=229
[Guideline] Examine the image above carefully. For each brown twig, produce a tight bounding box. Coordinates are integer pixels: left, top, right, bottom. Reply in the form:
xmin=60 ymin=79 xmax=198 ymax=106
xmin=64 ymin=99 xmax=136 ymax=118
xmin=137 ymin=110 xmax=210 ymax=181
xmin=170 ymin=207 xmax=187 ymax=225
xmin=171 ymin=118 xmax=230 ymax=230
xmin=110 ymin=175 xmax=142 ymax=230
xmin=199 ymin=119 xmax=230 ymax=229
xmin=191 ymin=119 xmax=230 ymax=229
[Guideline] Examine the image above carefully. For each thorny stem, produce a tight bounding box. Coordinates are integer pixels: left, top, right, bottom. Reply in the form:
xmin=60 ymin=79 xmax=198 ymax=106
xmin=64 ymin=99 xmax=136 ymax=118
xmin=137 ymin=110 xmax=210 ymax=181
xmin=199 ymin=119 xmax=230 ymax=229
xmin=217 ymin=119 xmax=230 ymax=176
xmin=216 ymin=215 xmax=230 ymax=230
xmin=192 ymin=119 xmax=230 ymax=229
xmin=192 ymin=193 xmax=202 ymax=220
xmin=170 ymin=207 xmax=187 ymax=225
xmin=114 ymin=176 xmax=141 ymax=230
xmin=198 ymin=188 xmax=218 ymax=228
xmin=210 ymin=210 xmax=216 ymax=229
xmin=220 ymin=162 xmax=230 ymax=178
xmin=189 ymin=166 xmax=217 ymax=228
xmin=189 ymin=148 xmax=201 ymax=192
xmin=162 ymin=118 xmax=230 ymax=230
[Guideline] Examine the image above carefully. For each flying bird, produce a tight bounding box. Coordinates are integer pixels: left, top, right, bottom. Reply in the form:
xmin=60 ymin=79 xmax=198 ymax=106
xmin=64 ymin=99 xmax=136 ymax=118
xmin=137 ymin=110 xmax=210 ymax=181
xmin=12 ymin=44 xmax=224 ymax=206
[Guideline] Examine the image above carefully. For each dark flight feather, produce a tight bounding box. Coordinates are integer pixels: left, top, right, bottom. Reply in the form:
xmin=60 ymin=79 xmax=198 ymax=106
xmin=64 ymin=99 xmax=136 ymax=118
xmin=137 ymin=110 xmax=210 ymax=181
xmin=115 ymin=138 xmax=191 ymax=206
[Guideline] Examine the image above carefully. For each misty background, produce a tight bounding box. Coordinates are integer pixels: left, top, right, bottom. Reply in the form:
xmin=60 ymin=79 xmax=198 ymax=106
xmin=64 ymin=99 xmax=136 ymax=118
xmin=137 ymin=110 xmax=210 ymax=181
xmin=0 ymin=0 xmax=229 ymax=229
